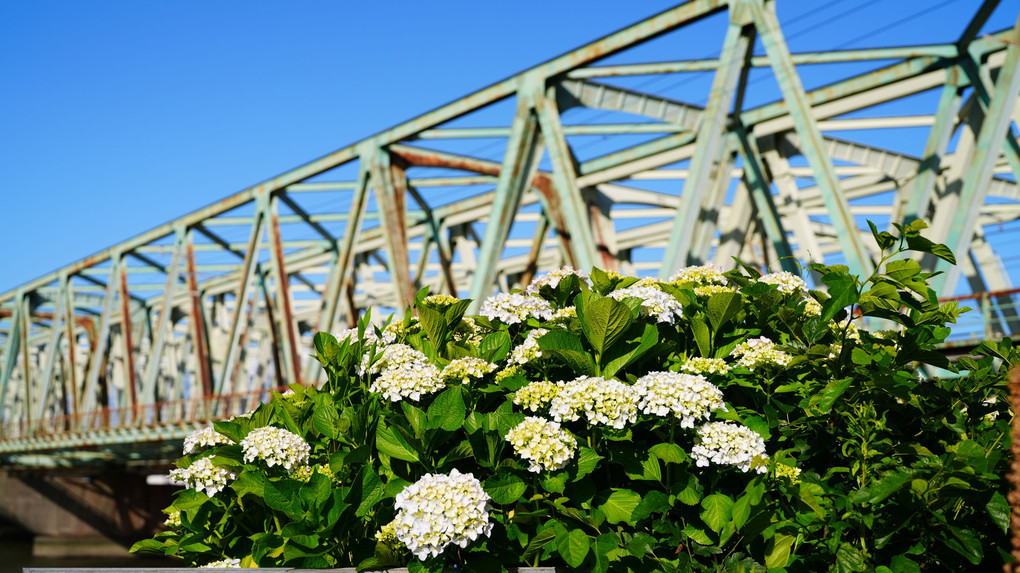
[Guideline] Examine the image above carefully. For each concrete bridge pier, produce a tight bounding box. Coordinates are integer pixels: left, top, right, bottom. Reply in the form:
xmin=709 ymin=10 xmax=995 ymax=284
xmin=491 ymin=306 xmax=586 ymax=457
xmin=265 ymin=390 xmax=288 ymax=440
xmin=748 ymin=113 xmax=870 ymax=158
xmin=0 ymin=469 xmax=178 ymax=564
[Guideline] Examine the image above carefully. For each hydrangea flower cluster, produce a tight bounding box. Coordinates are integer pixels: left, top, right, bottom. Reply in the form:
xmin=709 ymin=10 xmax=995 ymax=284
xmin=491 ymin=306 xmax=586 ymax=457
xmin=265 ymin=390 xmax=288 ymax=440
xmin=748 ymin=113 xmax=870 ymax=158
xmin=292 ymin=464 xmax=336 ymax=483
xmin=670 ymin=264 xmax=727 ymax=285
xmin=692 ymin=284 xmax=738 ymax=297
xmin=758 ymin=271 xmax=807 ymax=295
xmin=680 ymin=357 xmax=732 ymax=376
xmin=551 ymin=306 xmax=577 ymax=325
xmin=632 ymin=372 xmax=726 ymax=427
xmin=240 ymin=426 xmax=311 ymax=473
xmin=422 ymin=293 xmax=460 ymax=308
xmin=609 ymin=286 xmax=684 ymax=325
xmin=441 ymin=357 xmax=497 ymax=383
xmin=200 ymin=558 xmax=241 ymax=568
xmin=732 ymin=337 xmax=792 ymax=369
xmin=775 ymin=462 xmax=802 ymax=483
xmin=524 ymin=266 xmax=590 ymax=294
xmin=392 ymin=469 xmax=493 ymax=560
xmin=382 ymin=319 xmax=419 ymax=345
xmin=368 ymin=344 xmax=445 ymax=402
xmin=514 ymin=380 xmax=562 ymax=412
xmin=452 ymin=317 xmax=485 ymax=346
xmin=506 ymin=416 xmax=578 ymax=473
xmin=803 ymin=297 xmax=823 ymax=317
xmin=508 ymin=328 xmax=547 ymax=366
xmin=183 ymin=425 xmax=233 ymax=455
xmin=169 ymin=457 xmax=236 ymax=496
xmin=549 ymin=376 xmax=638 ymax=429
xmin=164 ymin=510 xmax=182 ymax=528
xmin=479 ymin=292 xmax=555 ymax=324
xmin=691 ymin=421 xmax=769 ymax=473
xmin=830 ymin=321 xmax=862 ymax=342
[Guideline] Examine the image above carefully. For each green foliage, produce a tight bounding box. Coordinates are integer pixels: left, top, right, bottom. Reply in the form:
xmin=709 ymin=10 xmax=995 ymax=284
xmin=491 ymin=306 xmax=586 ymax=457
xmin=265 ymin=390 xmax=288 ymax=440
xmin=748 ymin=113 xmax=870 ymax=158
xmin=132 ymin=222 xmax=1016 ymax=572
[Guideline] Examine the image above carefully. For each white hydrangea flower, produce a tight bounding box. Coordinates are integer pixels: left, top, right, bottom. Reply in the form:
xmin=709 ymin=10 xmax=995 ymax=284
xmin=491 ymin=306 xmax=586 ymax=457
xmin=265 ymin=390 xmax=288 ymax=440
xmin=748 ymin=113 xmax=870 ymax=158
xmin=479 ymin=292 xmax=554 ymax=324
xmin=240 ymin=426 xmax=311 ymax=473
xmin=670 ymin=264 xmax=727 ymax=285
xmin=609 ymin=286 xmax=684 ymax=325
xmin=680 ymin=357 xmax=732 ymax=376
xmin=692 ymin=421 xmax=769 ymax=473
xmin=551 ymin=306 xmax=577 ymax=326
xmin=731 ymin=337 xmax=792 ymax=369
xmin=393 ymin=468 xmax=493 ymax=560
xmin=803 ymin=297 xmax=822 ymax=317
xmin=830 ymin=321 xmax=862 ymax=342
xmin=758 ymin=271 xmax=807 ymax=295
xmin=164 ymin=510 xmax=182 ymax=528
xmin=442 ymin=357 xmax=497 ymax=383
xmin=183 ymin=425 xmax=233 ymax=455
xmin=548 ymin=376 xmax=638 ymax=429
xmin=422 ymin=293 xmax=460 ymax=308
xmin=513 ymin=380 xmax=562 ymax=412
xmin=632 ymin=371 xmax=726 ymax=427
xmin=524 ymin=266 xmax=590 ymax=294
xmin=376 ymin=520 xmax=401 ymax=545
xmin=382 ymin=319 xmax=419 ymax=345
xmin=452 ymin=316 xmax=485 ymax=346
xmin=200 ymin=558 xmax=241 ymax=568
xmin=506 ymin=417 xmax=578 ymax=473
xmin=693 ymin=284 xmax=738 ymax=297
xmin=334 ymin=326 xmax=380 ymax=345
xmin=368 ymin=344 xmax=445 ymax=402
xmin=508 ymin=328 xmax=547 ymax=366
xmin=169 ymin=457 xmax=236 ymax=496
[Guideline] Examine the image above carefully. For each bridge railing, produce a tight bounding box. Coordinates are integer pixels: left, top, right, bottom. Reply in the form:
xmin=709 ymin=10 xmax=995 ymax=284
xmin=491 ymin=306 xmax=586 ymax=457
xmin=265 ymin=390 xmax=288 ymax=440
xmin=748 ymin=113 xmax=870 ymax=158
xmin=940 ymin=287 xmax=1020 ymax=347
xmin=1 ymin=386 xmax=288 ymax=445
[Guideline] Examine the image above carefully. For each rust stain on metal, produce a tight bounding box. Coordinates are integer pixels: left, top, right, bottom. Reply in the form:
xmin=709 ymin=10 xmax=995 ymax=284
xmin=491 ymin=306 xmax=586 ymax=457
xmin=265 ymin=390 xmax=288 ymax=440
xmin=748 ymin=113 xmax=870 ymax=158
xmin=186 ymin=239 xmax=213 ymax=398
xmin=269 ymin=201 xmax=302 ymax=386
xmin=118 ymin=263 xmax=139 ymax=416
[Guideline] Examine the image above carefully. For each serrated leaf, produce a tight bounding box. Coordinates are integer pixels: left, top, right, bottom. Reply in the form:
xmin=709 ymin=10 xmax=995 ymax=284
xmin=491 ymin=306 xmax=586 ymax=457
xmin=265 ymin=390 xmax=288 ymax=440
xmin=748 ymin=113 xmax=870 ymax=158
xmin=376 ymin=423 xmax=420 ymax=463
xmin=425 ymin=387 xmax=466 ymax=431
xmin=706 ymin=291 xmax=742 ymax=331
xmin=557 ymin=528 xmax=590 ymax=568
xmin=766 ymin=533 xmax=797 ymax=569
xmin=819 ymin=270 xmax=859 ymax=323
xmin=700 ymin=493 xmax=734 ymax=534
xmin=580 ymin=296 xmax=633 ymax=355
xmin=354 ymin=465 xmax=385 ymax=518
xmin=649 ymin=443 xmax=686 ymax=464
xmin=835 ymin=542 xmax=866 ymax=572
xmin=683 ymin=525 xmax=712 ymax=545
xmin=480 ymin=331 xmax=511 ymax=362
xmin=265 ymin=479 xmax=303 ymax=518
xmin=484 ymin=470 xmax=527 ymax=504
xmin=868 ymin=470 xmax=916 ymax=503
xmin=523 ymin=526 xmax=558 ymax=562
xmin=601 ymin=489 xmax=642 ymax=524
xmin=987 ymin=491 xmax=1009 ymax=534
xmin=575 ymin=447 xmax=604 ymax=479
xmin=690 ymin=317 xmax=711 ymax=357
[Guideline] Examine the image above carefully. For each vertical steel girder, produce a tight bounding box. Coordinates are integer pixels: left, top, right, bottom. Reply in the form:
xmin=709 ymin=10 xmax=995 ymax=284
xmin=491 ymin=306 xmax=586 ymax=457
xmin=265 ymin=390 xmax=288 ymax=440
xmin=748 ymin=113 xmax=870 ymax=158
xmin=371 ymin=149 xmax=417 ymax=310
xmin=533 ymin=84 xmax=599 ymax=272
xmin=80 ymin=264 xmax=119 ymax=422
xmin=663 ymin=3 xmax=753 ymax=277
xmin=733 ymin=128 xmax=797 ymax=272
xmin=267 ymin=193 xmax=302 ymax=386
xmin=468 ymin=77 xmax=546 ymax=309
xmin=141 ymin=229 xmax=185 ymax=405
xmin=747 ymin=0 xmax=874 ymax=280
xmin=0 ymin=292 xmax=25 ymax=423
xmin=933 ymin=13 xmax=1020 ymax=294
xmin=217 ymin=201 xmax=266 ymax=395
xmin=185 ymin=230 xmax=214 ymax=399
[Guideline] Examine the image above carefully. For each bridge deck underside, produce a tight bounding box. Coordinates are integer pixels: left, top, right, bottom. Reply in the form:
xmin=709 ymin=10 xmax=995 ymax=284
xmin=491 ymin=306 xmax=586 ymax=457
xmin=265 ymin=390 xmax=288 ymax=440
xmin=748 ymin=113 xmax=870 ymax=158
xmin=2 ymin=0 xmax=1019 ymax=465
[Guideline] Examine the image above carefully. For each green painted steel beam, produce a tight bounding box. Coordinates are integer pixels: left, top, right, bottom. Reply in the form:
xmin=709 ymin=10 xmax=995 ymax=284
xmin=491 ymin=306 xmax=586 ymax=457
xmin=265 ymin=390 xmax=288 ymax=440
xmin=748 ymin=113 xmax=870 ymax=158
xmin=568 ymin=44 xmax=957 ymax=78
xmin=663 ymin=2 xmax=752 ymax=277
xmin=417 ymin=123 xmax=688 ymax=139
xmin=468 ymin=77 xmax=546 ymax=310
xmin=933 ymin=13 xmax=1020 ymax=295
xmin=748 ymin=0 xmax=874 ymax=280
xmin=733 ymin=128 xmax=797 ymax=272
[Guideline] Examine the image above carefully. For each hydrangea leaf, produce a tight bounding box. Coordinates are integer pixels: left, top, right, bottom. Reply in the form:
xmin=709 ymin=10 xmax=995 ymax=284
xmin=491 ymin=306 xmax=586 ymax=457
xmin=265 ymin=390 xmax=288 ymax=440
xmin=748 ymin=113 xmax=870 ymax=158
xmin=600 ymin=489 xmax=641 ymax=524
xmin=557 ymin=528 xmax=591 ymax=568
xmin=700 ymin=493 xmax=734 ymax=534
xmin=484 ymin=469 xmax=528 ymax=504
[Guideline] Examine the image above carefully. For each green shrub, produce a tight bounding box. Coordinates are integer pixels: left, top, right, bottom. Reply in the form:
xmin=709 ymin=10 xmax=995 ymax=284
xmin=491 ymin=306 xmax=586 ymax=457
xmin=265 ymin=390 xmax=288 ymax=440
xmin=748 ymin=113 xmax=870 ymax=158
xmin=133 ymin=220 xmax=1016 ymax=571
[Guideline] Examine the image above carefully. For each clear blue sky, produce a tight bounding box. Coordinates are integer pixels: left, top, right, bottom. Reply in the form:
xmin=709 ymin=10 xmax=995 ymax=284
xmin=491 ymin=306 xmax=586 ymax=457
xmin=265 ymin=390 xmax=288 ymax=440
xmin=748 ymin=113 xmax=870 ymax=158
xmin=1 ymin=0 xmax=1015 ymax=294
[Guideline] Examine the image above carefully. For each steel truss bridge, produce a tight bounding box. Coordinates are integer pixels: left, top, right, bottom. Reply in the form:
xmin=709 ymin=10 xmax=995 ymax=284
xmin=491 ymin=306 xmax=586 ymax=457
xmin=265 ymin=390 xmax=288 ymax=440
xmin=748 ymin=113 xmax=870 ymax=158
xmin=2 ymin=0 xmax=1020 ymax=466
